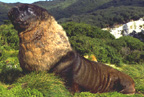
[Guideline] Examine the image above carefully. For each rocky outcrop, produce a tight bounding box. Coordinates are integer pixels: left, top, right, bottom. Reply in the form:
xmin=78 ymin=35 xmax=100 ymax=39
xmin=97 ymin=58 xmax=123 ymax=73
xmin=129 ymin=31 xmax=144 ymax=42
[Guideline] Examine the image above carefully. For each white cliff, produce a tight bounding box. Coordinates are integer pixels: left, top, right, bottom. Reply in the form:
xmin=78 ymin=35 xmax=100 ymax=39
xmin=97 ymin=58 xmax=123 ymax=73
xmin=102 ymin=18 xmax=144 ymax=39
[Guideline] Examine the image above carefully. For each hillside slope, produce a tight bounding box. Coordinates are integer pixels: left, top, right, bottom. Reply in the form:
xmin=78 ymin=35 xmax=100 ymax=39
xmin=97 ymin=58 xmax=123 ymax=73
xmin=57 ymin=0 xmax=144 ymax=27
xmin=0 ymin=0 xmax=144 ymax=27
xmin=0 ymin=2 xmax=22 ymax=24
xmin=0 ymin=2 xmax=11 ymax=24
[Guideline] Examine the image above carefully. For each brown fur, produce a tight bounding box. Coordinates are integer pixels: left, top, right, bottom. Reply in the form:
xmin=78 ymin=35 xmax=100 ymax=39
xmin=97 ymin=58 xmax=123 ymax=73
xmin=18 ymin=18 xmax=72 ymax=71
xmin=8 ymin=4 xmax=135 ymax=94
xmin=50 ymin=52 xmax=135 ymax=94
xmin=8 ymin=4 xmax=72 ymax=71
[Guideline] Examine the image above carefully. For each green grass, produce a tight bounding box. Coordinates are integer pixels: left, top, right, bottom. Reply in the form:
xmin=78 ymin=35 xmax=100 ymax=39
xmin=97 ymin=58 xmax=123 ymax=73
xmin=0 ymin=72 xmax=72 ymax=97
xmin=122 ymin=64 xmax=144 ymax=94
xmin=0 ymin=65 xmax=144 ymax=97
xmin=73 ymin=64 xmax=144 ymax=97
xmin=0 ymin=46 xmax=144 ymax=96
xmin=0 ymin=49 xmax=144 ymax=96
xmin=74 ymin=92 xmax=144 ymax=97
xmin=0 ymin=85 xmax=44 ymax=97
xmin=17 ymin=72 xmax=72 ymax=97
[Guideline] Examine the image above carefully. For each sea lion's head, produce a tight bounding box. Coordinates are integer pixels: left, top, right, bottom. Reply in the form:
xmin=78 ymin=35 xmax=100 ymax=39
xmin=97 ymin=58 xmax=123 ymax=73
xmin=8 ymin=4 xmax=51 ymax=32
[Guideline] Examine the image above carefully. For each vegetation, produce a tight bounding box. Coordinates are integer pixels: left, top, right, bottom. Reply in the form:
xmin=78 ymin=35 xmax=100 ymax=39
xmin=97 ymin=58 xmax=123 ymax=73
xmin=57 ymin=0 xmax=144 ymax=28
xmin=0 ymin=72 xmax=72 ymax=97
xmin=74 ymin=91 xmax=143 ymax=97
xmin=62 ymin=22 xmax=115 ymax=39
xmin=0 ymin=23 xmax=19 ymax=74
xmin=122 ymin=65 xmax=144 ymax=94
xmin=0 ymin=3 xmax=11 ymax=25
xmin=0 ymin=0 xmax=144 ymax=96
xmin=107 ymin=36 xmax=144 ymax=64
xmin=1 ymin=0 xmax=144 ymax=27
xmin=0 ymin=22 xmax=144 ymax=96
xmin=62 ymin=22 xmax=144 ymax=65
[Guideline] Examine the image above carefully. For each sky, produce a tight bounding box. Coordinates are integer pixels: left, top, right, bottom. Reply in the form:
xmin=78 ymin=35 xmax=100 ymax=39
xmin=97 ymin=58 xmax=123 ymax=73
xmin=0 ymin=0 xmax=46 ymax=4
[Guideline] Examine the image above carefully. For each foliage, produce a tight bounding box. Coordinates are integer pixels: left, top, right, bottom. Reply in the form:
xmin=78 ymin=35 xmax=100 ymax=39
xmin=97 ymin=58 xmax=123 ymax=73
xmin=0 ymin=2 xmax=12 ymax=25
xmin=0 ymin=46 xmax=20 ymax=73
xmin=62 ymin=22 xmax=115 ymax=39
xmin=0 ymin=68 xmax=143 ymax=97
xmin=1 ymin=0 xmax=144 ymax=28
xmin=69 ymin=35 xmax=120 ymax=64
xmin=34 ymin=0 xmax=78 ymax=10
xmin=0 ymin=23 xmax=20 ymax=74
xmin=0 ymin=71 xmax=72 ymax=97
xmin=0 ymin=85 xmax=44 ymax=97
xmin=0 ymin=46 xmax=21 ymax=84
xmin=122 ymin=65 xmax=144 ymax=94
xmin=73 ymin=65 xmax=144 ymax=96
xmin=0 ymin=21 xmax=144 ymax=96
xmin=0 ymin=22 xmax=144 ymax=66
xmin=0 ymin=68 xmax=22 ymax=84
xmin=74 ymin=91 xmax=143 ymax=97
xmin=58 ymin=0 xmax=144 ymax=28
xmin=62 ymin=22 xmax=144 ymax=65
xmin=60 ymin=6 xmax=144 ymax=28
xmin=0 ymin=24 xmax=19 ymax=49
xmin=17 ymin=72 xmax=72 ymax=97
xmin=107 ymin=36 xmax=144 ymax=64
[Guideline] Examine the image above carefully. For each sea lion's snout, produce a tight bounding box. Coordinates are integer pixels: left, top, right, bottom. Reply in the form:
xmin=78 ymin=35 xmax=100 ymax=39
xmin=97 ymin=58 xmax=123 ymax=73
xmin=8 ymin=4 xmax=39 ymax=32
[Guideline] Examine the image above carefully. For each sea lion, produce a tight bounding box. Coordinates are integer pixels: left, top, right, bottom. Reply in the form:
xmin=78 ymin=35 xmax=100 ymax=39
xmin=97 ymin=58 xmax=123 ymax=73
xmin=8 ymin=4 xmax=135 ymax=94
xmin=8 ymin=4 xmax=72 ymax=71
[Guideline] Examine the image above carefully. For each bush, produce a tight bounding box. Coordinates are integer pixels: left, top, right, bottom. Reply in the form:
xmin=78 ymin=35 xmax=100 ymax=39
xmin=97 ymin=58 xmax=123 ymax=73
xmin=120 ymin=36 xmax=144 ymax=50
xmin=69 ymin=35 xmax=121 ymax=65
xmin=107 ymin=36 xmax=144 ymax=64
xmin=0 ymin=19 xmax=144 ymax=97
xmin=0 ymin=69 xmax=22 ymax=84
xmin=126 ymin=50 xmax=144 ymax=64
xmin=0 ymin=46 xmax=20 ymax=73
xmin=0 ymin=24 xmax=19 ymax=50
xmin=1 ymin=22 xmax=143 ymax=66
xmin=62 ymin=22 xmax=144 ymax=65
xmin=62 ymin=22 xmax=115 ymax=39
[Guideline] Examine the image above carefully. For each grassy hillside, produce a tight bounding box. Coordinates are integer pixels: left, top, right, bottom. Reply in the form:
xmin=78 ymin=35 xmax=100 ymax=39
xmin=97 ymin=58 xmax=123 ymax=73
xmin=0 ymin=23 xmax=144 ymax=96
xmin=34 ymin=0 xmax=78 ymax=10
xmin=43 ymin=0 xmax=112 ymax=19
xmin=0 ymin=2 xmax=11 ymax=24
xmin=0 ymin=1 xmax=144 ymax=96
xmin=58 ymin=0 xmax=144 ymax=27
xmin=0 ymin=2 xmax=22 ymax=25
xmin=1 ymin=0 xmax=144 ymax=27
xmin=34 ymin=0 xmax=144 ymax=27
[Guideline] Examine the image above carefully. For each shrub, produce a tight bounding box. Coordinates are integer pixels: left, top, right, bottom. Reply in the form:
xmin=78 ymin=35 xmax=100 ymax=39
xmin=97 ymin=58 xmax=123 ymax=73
xmin=70 ymin=35 xmax=121 ymax=64
xmin=107 ymin=36 xmax=144 ymax=64
xmin=120 ymin=36 xmax=144 ymax=50
xmin=126 ymin=50 xmax=144 ymax=64
xmin=0 ymin=48 xmax=20 ymax=75
xmin=0 ymin=24 xmax=19 ymax=49
xmin=0 ymin=68 xmax=22 ymax=84
xmin=62 ymin=22 xmax=115 ymax=39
